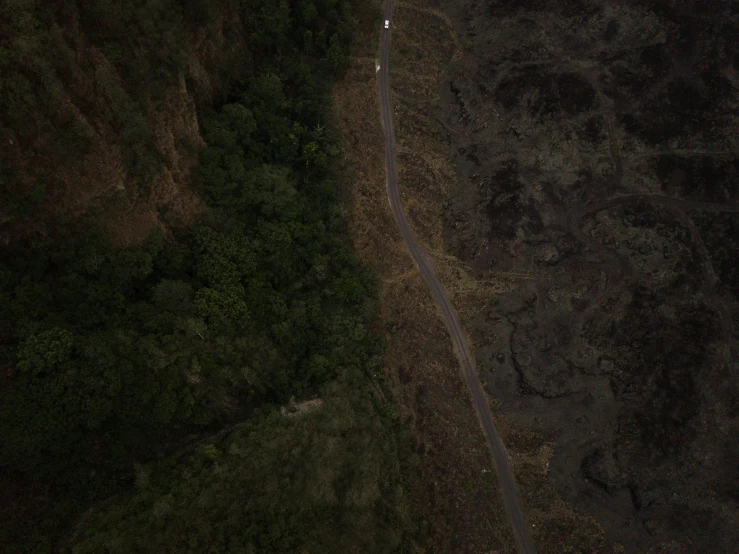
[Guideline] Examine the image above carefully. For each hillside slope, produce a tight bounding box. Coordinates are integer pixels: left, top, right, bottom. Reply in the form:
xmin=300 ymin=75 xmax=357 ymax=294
xmin=1 ymin=2 xmax=412 ymax=553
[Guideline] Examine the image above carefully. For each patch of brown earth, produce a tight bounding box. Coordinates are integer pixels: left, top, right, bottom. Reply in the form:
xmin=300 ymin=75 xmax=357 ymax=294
xmin=0 ymin=5 xmax=250 ymax=247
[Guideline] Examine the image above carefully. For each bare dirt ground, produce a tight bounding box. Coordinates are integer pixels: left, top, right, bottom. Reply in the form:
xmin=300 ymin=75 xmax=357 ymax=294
xmin=429 ymin=0 xmax=739 ymax=552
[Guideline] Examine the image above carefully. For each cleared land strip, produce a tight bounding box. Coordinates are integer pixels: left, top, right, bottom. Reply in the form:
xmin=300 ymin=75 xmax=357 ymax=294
xmin=378 ymin=2 xmax=538 ymax=553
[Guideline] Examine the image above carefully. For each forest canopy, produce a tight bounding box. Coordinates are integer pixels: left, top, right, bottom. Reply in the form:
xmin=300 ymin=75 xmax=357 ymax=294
xmin=0 ymin=1 xmax=410 ymax=552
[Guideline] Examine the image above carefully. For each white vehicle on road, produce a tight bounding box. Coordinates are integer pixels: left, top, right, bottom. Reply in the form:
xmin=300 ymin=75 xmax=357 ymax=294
xmin=384 ymin=20 xmax=390 ymax=29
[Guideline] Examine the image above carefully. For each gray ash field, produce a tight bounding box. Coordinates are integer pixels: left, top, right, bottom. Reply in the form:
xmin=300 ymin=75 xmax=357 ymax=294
xmin=433 ymin=0 xmax=739 ymax=552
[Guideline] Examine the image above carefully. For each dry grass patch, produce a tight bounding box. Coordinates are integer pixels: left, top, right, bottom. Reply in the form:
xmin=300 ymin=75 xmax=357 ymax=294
xmin=334 ymin=0 xmax=607 ymax=552
xmin=333 ymin=3 xmax=516 ymax=552
xmin=385 ymin=2 xmax=610 ymax=552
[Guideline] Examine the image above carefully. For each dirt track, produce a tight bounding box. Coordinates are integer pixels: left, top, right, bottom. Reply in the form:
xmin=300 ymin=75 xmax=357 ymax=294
xmin=378 ymin=2 xmax=537 ymax=552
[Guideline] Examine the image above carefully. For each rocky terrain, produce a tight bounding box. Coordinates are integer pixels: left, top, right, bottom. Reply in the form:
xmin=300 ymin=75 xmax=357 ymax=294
xmin=434 ymin=0 xmax=739 ymax=551
xmin=0 ymin=3 xmax=251 ymax=247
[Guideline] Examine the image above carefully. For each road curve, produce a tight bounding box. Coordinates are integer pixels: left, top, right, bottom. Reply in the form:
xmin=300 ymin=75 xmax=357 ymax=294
xmin=377 ymin=3 xmax=537 ymax=553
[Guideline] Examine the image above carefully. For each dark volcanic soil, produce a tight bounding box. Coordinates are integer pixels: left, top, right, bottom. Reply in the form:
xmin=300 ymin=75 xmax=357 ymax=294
xmin=434 ymin=0 xmax=739 ymax=552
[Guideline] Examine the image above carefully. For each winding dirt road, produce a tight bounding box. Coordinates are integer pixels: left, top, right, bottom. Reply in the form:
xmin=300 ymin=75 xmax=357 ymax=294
xmin=377 ymin=2 xmax=537 ymax=553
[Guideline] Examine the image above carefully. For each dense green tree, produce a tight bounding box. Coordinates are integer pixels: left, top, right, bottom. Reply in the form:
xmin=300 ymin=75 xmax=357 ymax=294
xmin=0 ymin=1 xmax=413 ymax=553
xmin=16 ymin=328 xmax=74 ymax=376
xmin=69 ymin=368 xmax=408 ymax=554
